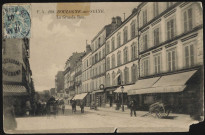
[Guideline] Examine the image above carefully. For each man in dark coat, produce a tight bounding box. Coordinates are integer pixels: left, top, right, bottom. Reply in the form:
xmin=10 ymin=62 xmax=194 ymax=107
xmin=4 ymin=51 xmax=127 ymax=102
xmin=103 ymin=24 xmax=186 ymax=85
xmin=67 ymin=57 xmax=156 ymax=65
xmin=130 ymin=100 xmax=136 ymax=117
xmin=80 ymin=101 xmax=85 ymax=113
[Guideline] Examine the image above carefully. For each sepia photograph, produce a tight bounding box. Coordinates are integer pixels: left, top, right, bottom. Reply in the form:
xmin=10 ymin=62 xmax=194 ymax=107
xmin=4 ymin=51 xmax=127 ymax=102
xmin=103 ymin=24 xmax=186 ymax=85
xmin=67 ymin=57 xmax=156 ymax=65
xmin=2 ymin=2 xmax=204 ymax=133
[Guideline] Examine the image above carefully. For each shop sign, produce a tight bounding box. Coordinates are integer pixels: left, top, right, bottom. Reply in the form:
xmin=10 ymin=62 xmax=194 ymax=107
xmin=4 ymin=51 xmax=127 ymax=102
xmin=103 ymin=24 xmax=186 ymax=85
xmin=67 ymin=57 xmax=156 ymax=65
xmin=2 ymin=58 xmax=22 ymax=82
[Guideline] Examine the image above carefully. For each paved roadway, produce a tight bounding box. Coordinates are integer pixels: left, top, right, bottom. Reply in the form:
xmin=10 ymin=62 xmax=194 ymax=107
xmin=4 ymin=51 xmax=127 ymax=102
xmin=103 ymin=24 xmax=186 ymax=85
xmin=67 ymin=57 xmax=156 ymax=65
xmin=7 ymin=105 xmax=199 ymax=133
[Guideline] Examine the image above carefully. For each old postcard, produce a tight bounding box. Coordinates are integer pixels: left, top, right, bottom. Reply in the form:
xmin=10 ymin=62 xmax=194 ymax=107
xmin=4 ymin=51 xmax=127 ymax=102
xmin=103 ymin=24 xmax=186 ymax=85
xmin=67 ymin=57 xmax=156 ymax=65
xmin=2 ymin=2 xmax=204 ymax=133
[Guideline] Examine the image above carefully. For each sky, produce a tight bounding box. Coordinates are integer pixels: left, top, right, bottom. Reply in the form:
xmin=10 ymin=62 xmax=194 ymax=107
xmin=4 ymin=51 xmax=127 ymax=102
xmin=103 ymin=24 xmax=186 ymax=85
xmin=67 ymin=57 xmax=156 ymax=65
xmin=30 ymin=2 xmax=139 ymax=91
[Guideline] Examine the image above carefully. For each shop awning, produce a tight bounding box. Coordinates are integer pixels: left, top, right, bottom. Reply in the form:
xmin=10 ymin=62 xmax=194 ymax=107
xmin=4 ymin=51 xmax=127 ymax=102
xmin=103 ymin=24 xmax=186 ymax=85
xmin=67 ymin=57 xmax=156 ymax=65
xmin=128 ymin=85 xmax=186 ymax=95
xmin=3 ymin=84 xmax=28 ymax=96
xmin=152 ymin=70 xmax=197 ymax=87
xmin=72 ymin=93 xmax=87 ymax=100
xmin=92 ymin=90 xmax=104 ymax=94
xmin=114 ymin=84 xmax=135 ymax=93
xmin=128 ymin=70 xmax=197 ymax=95
xmin=133 ymin=77 xmax=160 ymax=90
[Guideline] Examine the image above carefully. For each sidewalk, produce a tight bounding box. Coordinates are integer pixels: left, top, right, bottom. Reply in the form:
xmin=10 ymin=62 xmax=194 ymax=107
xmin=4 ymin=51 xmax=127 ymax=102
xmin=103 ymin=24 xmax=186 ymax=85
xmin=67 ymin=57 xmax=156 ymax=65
xmin=85 ymin=105 xmax=201 ymax=122
xmin=66 ymin=104 xmax=202 ymax=123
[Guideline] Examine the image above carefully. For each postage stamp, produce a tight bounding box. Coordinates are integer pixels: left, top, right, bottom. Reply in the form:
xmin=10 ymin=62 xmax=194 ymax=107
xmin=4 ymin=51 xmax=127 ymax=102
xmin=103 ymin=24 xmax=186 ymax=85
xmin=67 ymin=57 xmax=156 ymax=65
xmin=3 ymin=4 xmax=31 ymax=38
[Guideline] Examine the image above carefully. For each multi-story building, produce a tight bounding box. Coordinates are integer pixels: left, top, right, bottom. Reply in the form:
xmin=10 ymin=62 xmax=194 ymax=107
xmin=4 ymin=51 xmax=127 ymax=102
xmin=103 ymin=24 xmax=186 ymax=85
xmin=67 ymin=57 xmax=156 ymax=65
xmin=64 ymin=52 xmax=85 ymax=103
xmin=90 ymin=17 xmax=122 ymax=107
xmin=82 ymin=44 xmax=92 ymax=106
xmin=55 ymin=71 xmax=64 ymax=93
xmin=75 ymin=58 xmax=83 ymax=95
xmin=127 ymin=2 xmax=203 ymax=114
xmin=50 ymin=88 xmax=56 ymax=96
xmin=105 ymin=8 xmax=139 ymax=108
xmin=3 ymin=38 xmax=35 ymax=116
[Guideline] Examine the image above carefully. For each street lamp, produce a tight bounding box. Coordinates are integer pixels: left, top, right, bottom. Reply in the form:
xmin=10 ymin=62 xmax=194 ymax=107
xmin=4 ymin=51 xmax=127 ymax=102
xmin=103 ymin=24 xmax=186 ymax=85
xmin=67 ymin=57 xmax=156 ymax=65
xmin=121 ymin=85 xmax=124 ymax=112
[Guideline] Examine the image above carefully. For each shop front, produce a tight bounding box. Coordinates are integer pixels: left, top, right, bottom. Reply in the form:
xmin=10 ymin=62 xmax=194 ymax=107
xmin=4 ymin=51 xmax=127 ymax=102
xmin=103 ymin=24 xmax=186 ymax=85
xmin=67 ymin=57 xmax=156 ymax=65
xmin=92 ymin=90 xmax=105 ymax=107
xmin=114 ymin=84 xmax=135 ymax=109
xmin=105 ymin=87 xmax=118 ymax=107
xmin=85 ymin=93 xmax=92 ymax=107
xmin=128 ymin=69 xmax=201 ymax=114
xmin=72 ymin=93 xmax=88 ymax=106
xmin=3 ymin=84 xmax=30 ymax=116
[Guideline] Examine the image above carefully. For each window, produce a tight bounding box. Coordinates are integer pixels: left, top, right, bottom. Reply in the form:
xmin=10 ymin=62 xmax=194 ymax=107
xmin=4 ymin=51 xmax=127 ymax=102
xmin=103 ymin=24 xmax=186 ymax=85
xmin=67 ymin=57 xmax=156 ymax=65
xmin=89 ymin=57 xmax=92 ymax=66
xmin=99 ymin=51 xmax=101 ymax=60
xmin=102 ymin=48 xmax=105 ymax=57
xmin=183 ymin=8 xmax=193 ymax=32
xmin=95 ymin=41 xmax=98 ymax=50
xmin=143 ymin=9 xmax=147 ymax=25
xmin=184 ymin=44 xmax=194 ymax=67
xmin=153 ymin=27 xmax=160 ymax=46
xmin=167 ymin=18 xmax=175 ymax=40
xmin=153 ymin=2 xmax=159 ymax=17
xmin=117 ymin=70 xmax=123 ymax=85
xmin=131 ymin=21 xmax=136 ymax=39
xmin=106 ymin=41 xmax=110 ymax=54
xmin=167 ymin=49 xmax=177 ymax=72
xmin=131 ymin=65 xmax=137 ymax=83
xmin=98 ymin=37 xmax=101 ymax=47
xmin=143 ymin=34 xmax=148 ymax=50
xmin=111 ymin=37 xmax=115 ymax=51
xmin=167 ymin=2 xmax=173 ymax=8
xmin=87 ymin=60 xmax=88 ymax=67
xmin=112 ymin=72 xmax=116 ymax=86
xmin=131 ymin=43 xmax=136 ymax=60
xmin=117 ymin=51 xmax=121 ymax=66
xmin=124 ymin=67 xmax=129 ymax=84
xmin=112 ymin=54 xmax=115 ymax=68
xmin=99 ymin=64 xmax=101 ymax=74
xmin=106 ymin=57 xmax=110 ymax=70
xmin=96 ymin=67 xmax=98 ymax=75
xmin=154 ymin=54 xmax=161 ymax=74
xmin=142 ymin=58 xmax=149 ymax=76
xmin=106 ymin=74 xmax=110 ymax=86
xmin=117 ymin=33 xmax=121 ymax=47
xmin=90 ymin=69 xmax=92 ymax=78
xmin=103 ymin=62 xmax=105 ymax=72
xmin=123 ymin=47 xmax=128 ymax=63
xmin=95 ymin=53 xmax=98 ymax=63
xmin=123 ymin=27 xmax=128 ymax=43
xmin=92 ymin=56 xmax=95 ymax=65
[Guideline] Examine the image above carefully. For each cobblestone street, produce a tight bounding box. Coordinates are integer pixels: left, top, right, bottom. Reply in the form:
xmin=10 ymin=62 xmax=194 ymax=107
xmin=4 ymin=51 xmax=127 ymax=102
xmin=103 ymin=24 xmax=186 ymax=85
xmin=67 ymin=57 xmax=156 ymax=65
xmin=10 ymin=105 xmax=199 ymax=133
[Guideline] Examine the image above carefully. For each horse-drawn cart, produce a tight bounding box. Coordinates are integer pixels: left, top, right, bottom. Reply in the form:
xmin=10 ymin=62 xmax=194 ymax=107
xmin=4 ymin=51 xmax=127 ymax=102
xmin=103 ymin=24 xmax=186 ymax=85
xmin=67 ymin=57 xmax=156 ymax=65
xmin=142 ymin=102 xmax=172 ymax=118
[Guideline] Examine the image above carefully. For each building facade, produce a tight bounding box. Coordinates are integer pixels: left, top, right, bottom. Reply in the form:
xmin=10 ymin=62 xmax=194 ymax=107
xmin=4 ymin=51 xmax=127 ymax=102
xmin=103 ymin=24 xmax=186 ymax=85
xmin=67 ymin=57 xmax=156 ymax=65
xmin=55 ymin=71 xmax=64 ymax=93
xmin=127 ymin=2 xmax=203 ymax=114
xmin=89 ymin=18 xmax=122 ymax=107
xmin=82 ymin=44 xmax=92 ymax=106
xmin=105 ymin=10 xmax=139 ymax=108
xmin=63 ymin=52 xmax=85 ymax=104
xmin=63 ymin=2 xmax=203 ymax=115
xmin=3 ymin=38 xmax=35 ymax=116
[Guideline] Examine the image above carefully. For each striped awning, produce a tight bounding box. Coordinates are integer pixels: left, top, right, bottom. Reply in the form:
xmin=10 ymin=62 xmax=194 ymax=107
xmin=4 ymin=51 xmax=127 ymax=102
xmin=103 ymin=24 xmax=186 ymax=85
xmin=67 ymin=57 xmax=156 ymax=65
xmin=3 ymin=84 xmax=28 ymax=96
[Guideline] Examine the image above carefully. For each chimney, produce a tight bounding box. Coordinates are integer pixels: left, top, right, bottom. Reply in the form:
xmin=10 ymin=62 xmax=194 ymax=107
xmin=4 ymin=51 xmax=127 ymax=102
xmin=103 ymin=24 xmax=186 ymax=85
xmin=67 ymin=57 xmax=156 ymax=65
xmin=116 ymin=16 xmax=122 ymax=26
xmin=111 ymin=17 xmax=116 ymax=24
xmin=86 ymin=44 xmax=91 ymax=53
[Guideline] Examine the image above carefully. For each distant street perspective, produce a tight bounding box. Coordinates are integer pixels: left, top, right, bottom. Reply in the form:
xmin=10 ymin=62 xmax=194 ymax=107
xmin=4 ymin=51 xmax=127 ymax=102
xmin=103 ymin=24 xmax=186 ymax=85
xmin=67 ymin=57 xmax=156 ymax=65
xmin=3 ymin=2 xmax=203 ymax=134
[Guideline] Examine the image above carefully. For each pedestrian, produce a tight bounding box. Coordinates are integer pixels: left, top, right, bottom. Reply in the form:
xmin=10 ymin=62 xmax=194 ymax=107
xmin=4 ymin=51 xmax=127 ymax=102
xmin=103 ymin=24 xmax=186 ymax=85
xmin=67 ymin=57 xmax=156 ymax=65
xmin=74 ymin=100 xmax=77 ymax=113
xmin=80 ymin=101 xmax=84 ymax=113
xmin=71 ymin=100 xmax=75 ymax=113
xmin=25 ymin=100 xmax=31 ymax=116
xmin=62 ymin=104 xmax=65 ymax=115
xmin=33 ymin=102 xmax=37 ymax=116
xmin=3 ymin=98 xmax=17 ymax=132
xmin=130 ymin=100 xmax=136 ymax=117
